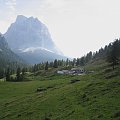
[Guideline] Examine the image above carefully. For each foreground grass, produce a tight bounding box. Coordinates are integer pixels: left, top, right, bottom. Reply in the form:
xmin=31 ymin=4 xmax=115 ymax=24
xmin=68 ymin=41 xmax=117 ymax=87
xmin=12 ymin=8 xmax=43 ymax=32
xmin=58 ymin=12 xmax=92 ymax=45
xmin=0 ymin=64 xmax=120 ymax=120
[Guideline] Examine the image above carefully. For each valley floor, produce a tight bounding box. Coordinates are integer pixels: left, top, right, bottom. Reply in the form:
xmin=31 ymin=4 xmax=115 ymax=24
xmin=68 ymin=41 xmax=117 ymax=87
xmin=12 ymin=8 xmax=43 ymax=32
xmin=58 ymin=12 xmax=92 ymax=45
xmin=0 ymin=66 xmax=120 ymax=120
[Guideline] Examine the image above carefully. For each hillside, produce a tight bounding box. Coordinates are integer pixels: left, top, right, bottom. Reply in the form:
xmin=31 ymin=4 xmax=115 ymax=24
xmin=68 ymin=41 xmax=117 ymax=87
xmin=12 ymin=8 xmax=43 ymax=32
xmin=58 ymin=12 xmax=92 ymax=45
xmin=0 ymin=34 xmax=25 ymax=78
xmin=0 ymin=59 xmax=120 ymax=120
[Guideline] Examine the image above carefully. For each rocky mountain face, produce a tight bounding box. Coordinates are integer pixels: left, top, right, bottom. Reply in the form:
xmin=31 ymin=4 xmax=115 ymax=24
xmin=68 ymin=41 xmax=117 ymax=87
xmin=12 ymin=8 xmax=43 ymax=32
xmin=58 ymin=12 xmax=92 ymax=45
xmin=0 ymin=33 xmax=9 ymax=50
xmin=4 ymin=15 xmax=65 ymax=64
xmin=0 ymin=34 xmax=24 ymax=68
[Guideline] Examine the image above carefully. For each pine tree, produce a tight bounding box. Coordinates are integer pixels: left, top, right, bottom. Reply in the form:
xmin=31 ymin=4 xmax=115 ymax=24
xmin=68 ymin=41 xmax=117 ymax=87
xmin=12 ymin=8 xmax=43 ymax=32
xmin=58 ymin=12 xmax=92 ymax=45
xmin=72 ymin=58 xmax=76 ymax=66
xmin=22 ymin=68 xmax=25 ymax=76
xmin=6 ymin=68 xmax=10 ymax=81
xmin=85 ymin=51 xmax=92 ymax=63
xmin=0 ymin=69 xmax=5 ymax=79
xmin=66 ymin=58 xmax=69 ymax=66
xmin=76 ymin=58 xmax=80 ymax=66
xmin=16 ymin=67 xmax=21 ymax=81
xmin=54 ymin=59 xmax=58 ymax=68
xmin=80 ymin=56 xmax=85 ymax=66
xmin=49 ymin=62 xmax=54 ymax=68
xmin=45 ymin=61 xmax=49 ymax=70
xmin=107 ymin=39 xmax=120 ymax=69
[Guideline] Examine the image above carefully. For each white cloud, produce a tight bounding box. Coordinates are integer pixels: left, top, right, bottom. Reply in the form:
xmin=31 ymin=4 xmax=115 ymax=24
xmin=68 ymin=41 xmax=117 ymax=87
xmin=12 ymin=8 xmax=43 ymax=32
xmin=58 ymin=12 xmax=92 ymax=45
xmin=43 ymin=0 xmax=77 ymax=13
xmin=5 ymin=0 xmax=16 ymax=11
xmin=0 ymin=0 xmax=17 ymax=33
xmin=45 ymin=0 xmax=65 ymax=8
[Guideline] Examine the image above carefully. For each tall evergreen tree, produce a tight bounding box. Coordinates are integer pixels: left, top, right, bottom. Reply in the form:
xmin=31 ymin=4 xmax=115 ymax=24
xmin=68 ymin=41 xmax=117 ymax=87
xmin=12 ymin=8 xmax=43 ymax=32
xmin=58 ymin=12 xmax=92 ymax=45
xmin=53 ymin=59 xmax=58 ymax=68
xmin=6 ymin=68 xmax=10 ymax=81
xmin=22 ymin=68 xmax=25 ymax=76
xmin=49 ymin=61 xmax=54 ymax=68
xmin=45 ymin=61 xmax=49 ymax=70
xmin=85 ymin=51 xmax=92 ymax=63
xmin=66 ymin=58 xmax=69 ymax=66
xmin=107 ymin=39 xmax=120 ymax=69
xmin=76 ymin=58 xmax=80 ymax=66
xmin=80 ymin=56 xmax=85 ymax=66
xmin=16 ymin=67 xmax=21 ymax=81
xmin=72 ymin=58 xmax=76 ymax=66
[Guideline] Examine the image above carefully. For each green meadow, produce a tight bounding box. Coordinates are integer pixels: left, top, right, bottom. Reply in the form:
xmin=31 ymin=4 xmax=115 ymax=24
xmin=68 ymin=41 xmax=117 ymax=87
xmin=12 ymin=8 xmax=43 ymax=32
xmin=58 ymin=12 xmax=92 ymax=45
xmin=0 ymin=61 xmax=120 ymax=120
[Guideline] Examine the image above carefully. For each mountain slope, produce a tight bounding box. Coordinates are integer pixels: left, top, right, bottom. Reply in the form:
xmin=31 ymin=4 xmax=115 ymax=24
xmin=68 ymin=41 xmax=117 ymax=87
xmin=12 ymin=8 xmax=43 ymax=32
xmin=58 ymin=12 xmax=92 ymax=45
xmin=0 ymin=60 xmax=119 ymax=120
xmin=0 ymin=34 xmax=25 ymax=69
xmin=4 ymin=15 xmax=65 ymax=64
xmin=16 ymin=47 xmax=67 ymax=64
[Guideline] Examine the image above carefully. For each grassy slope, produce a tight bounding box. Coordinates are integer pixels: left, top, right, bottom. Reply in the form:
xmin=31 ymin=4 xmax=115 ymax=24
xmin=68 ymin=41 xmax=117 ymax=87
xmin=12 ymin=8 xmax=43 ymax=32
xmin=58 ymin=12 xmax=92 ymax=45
xmin=0 ymin=60 xmax=120 ymax=120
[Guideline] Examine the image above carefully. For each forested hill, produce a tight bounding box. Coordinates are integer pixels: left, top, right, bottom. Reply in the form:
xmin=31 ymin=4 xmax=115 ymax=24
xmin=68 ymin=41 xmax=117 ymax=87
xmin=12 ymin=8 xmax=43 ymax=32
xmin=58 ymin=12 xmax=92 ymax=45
xmin=29 ymin=38 xmax=120 ymax=77
xmin=0 ymin=34 xmax=26 ymax=78
xmin=75 ymin=39 xmax=120 ymax=69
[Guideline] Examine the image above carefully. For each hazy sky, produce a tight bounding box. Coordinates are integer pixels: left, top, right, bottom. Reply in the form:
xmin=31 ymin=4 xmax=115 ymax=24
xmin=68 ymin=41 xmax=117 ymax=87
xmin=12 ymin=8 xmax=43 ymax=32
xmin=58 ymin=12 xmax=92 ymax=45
xmin=0 ymin=0 xmax=120 ymax=57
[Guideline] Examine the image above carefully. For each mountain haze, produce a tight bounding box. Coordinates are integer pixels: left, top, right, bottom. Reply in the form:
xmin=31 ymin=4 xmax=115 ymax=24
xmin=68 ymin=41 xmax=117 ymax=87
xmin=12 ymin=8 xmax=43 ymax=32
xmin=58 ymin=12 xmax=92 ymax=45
xmin=4 ymin=15 xmax=66 ymax=64
xmin=0 ymin=34 xmax=25 ymax=69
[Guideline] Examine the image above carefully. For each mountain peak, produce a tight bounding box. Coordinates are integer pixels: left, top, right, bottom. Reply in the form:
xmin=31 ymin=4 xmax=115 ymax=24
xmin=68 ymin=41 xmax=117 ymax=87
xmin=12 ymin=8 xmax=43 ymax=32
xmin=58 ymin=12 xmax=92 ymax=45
xmin=16 ymin=15 xmax=41 ymax=25
xmin=16 ymin=15 xmax=27 ymax=22
xmin=17 ymin=15 xmax=27 ymax=19
xmin=5 ymin=15 xmax=58 ymax=51
xmin=28 ymin=16 xmax=34 ymax=20
xmin=4 ymin=15 xmax=64 ymax=64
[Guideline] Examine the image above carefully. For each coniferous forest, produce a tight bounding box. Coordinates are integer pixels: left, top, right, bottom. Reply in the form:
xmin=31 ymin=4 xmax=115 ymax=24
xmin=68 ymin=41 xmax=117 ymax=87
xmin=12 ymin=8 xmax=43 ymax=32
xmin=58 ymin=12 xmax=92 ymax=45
xmin=1 ymin=36 xmax=120 ymax=81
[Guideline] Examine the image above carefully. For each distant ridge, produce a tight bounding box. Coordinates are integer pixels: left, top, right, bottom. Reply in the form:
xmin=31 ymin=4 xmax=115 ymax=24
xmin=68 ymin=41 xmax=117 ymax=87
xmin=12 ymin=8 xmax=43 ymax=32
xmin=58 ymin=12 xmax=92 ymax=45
xmin=0 ymin=34 xmax=25 ymax=69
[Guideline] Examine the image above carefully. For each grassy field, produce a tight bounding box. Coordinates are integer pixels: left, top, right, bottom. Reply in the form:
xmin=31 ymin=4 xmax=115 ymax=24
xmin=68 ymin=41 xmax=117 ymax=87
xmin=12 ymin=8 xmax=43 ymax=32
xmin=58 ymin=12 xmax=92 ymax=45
xmin=0 ymin=61 xmax=120 ymax=120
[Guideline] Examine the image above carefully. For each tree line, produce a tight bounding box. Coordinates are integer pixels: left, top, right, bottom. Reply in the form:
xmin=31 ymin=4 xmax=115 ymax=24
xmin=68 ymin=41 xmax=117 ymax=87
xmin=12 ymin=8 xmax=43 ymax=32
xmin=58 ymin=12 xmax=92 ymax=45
xmin=5 ymin=67 xmax=27 ymax=82
xmin=73 ymin=38 xmax=120 ymax=69
xmin=1 ymin=38 xmax=120 ymax=81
